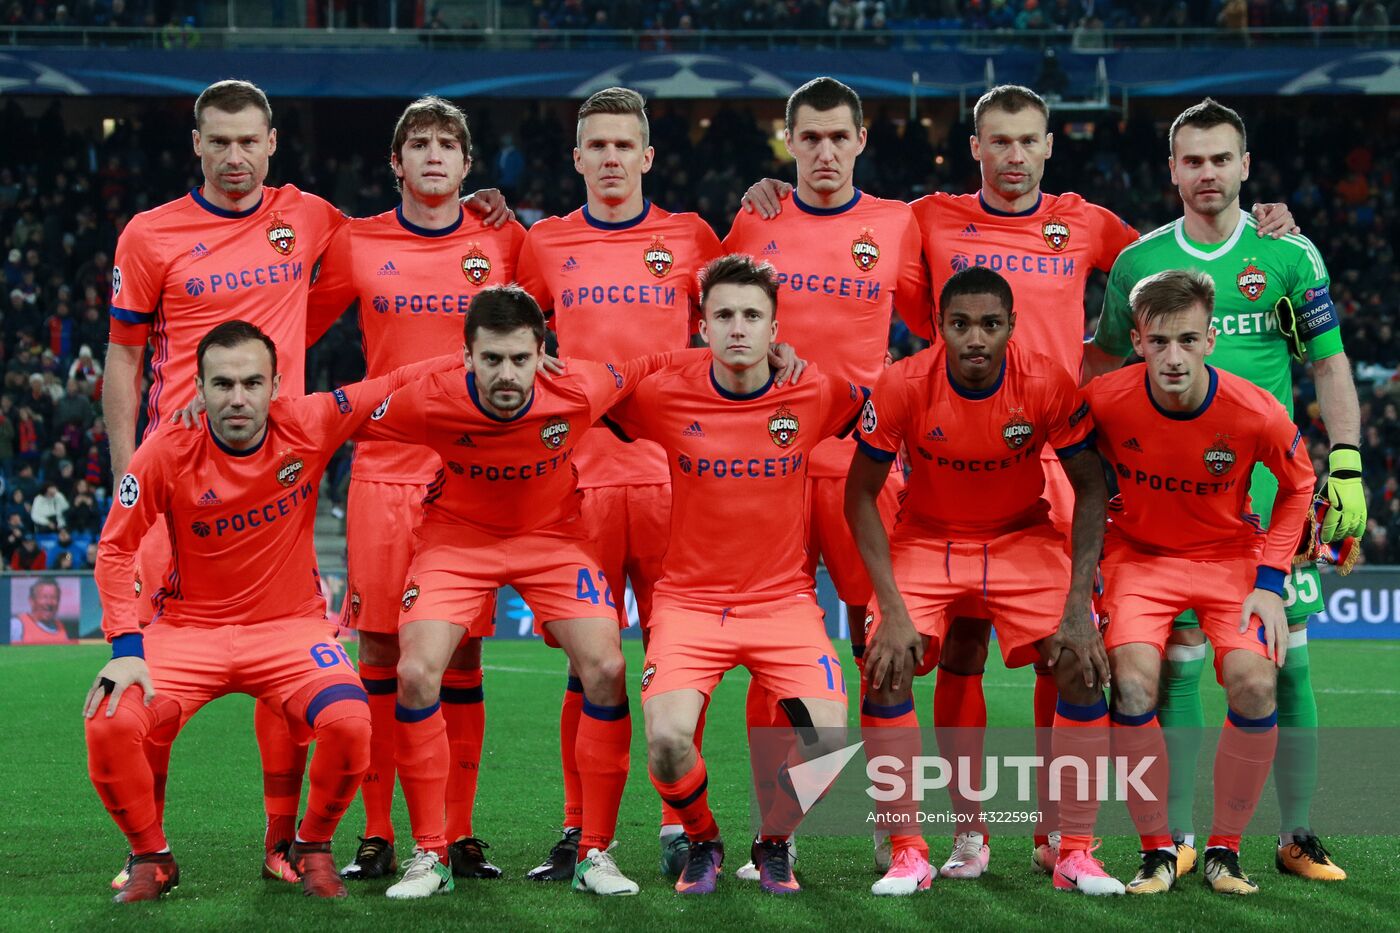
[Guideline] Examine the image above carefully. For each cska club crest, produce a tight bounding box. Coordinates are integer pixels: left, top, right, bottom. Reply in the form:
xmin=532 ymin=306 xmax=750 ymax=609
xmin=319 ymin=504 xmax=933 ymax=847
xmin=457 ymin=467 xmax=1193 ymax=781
xmin=644 ymin=236 xmax=674 ymax=278
xmin=641 ymin=662 xmax=657 ymax=690
xmin=461 ymin=244 xmax=492 ymax=286
xmin=1237 ymin=263 xmax=1267 ymax=302
xmin=266 ymin=213 xmax=296 ymax=255
xmin=402 ymin=581 xmax=420 ymax=611
xmin=852 ymin=228 xmax=880 ymax=272
xmin=349 ymin=589 xmax=362 ymax=618
xmin=1042 ymin=217 xmax=1070 ymax=252
xmin=276 ymin=452 xmax=305 ymax=488
xmin=1002 ymin=408 xmax=1034 ymax=450
xmin=540 ymin=416 xmax=571 ymax=450
xmin=1204 ymin=433 xmax=1237 ymax=476
xmin=768 ymin=407 xmax=800 ymax=448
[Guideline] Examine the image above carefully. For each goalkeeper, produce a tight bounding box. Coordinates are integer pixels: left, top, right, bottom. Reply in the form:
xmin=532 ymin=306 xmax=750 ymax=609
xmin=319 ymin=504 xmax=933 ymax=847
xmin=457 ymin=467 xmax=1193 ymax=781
xmin=1083 ymin=98 xmax=1363 ymax=883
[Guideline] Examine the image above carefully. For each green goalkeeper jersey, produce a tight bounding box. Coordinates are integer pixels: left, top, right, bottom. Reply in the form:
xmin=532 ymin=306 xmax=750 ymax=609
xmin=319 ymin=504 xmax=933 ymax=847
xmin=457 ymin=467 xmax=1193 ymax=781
xmin=1092 ymin=209 xmax=1344 ymax=415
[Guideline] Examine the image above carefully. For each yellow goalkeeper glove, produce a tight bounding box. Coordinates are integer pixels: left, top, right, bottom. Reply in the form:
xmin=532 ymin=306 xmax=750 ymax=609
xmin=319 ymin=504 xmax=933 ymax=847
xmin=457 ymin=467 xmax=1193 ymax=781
xmin=1322 ymin=445 xmax=1365 ymax=542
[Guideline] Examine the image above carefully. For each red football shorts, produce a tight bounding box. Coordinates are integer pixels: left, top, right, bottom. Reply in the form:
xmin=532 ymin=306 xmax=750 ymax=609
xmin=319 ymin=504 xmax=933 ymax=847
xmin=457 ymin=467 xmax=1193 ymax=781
xmin=136 ymin=521 xmax=173 ymax=626
xmin=1098 ymin=540 xmax=1272 ymax=676
xmin=640 ymin=595 xmax=848 ymax=703
xmin=144 ymin=617 xmax=365 ymax=738
xmin=399 ymin=516 xmax=614 ymax=646
xmin=1042 ymin=453 xmax=1075 ymax=542
xmin=579 ymin=482 xmax=670 ymax=628
xmin=342 ymin=479 xmax=496 ymax=637
xmin=344 ymin=479 xmax=422 ymax=635
xmin=867 ymin=520 xmax=1070 ymax=674
xmin=806 ymin=472 xmax=902 ymax=607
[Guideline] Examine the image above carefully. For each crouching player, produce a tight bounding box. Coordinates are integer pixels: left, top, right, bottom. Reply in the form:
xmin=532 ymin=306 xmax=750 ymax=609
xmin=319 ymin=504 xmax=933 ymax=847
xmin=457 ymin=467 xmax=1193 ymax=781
xmin=1054 ymin=268 xmax=1314 ymax=896
xmin=847 ymin=266 xmax=1109 ymax=895
xmin=604 ymin=254 xmax=858 ymax=896
xmin=85 ymin=321 xmax=456 ymax=902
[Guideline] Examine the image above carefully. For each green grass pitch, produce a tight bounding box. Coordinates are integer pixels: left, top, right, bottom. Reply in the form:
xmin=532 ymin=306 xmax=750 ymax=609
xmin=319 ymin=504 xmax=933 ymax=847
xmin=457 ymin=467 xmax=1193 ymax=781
xmin=2 ymin=639 xmax=1397 ymax=931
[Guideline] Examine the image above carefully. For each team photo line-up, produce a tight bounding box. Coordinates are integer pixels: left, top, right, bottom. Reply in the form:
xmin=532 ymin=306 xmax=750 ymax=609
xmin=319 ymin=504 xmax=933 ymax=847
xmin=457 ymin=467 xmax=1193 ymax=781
xmin=81 ymin=72 xmax=1364 ymax=904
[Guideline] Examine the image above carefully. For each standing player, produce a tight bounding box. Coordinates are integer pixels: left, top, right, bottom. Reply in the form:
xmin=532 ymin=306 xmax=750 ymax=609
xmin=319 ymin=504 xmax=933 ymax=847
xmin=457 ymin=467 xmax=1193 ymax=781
xmin=306 ymin=96 xmax=525 ymax=883
xmin=85 ymin=320 xmax=456 ymax=902
xmin=848 ymin=267 xmax=1108 ymax=895
xmin=745 ymin=82 xmax=1295 ymax=874
xmin=723 ymin=77 xmax=933 ymax=877
xmin=9 ymin=577 xmax=73 ymax=644
xmin=514 ymin=86 xmax=722 ymax=880
xmin=1084 ymin=99 xmax=1360 ymax=881
xmin=607 ymin=255 xmax=858 ymax=896
xmin=1054 ymin=269 xmax=1313 ymax=896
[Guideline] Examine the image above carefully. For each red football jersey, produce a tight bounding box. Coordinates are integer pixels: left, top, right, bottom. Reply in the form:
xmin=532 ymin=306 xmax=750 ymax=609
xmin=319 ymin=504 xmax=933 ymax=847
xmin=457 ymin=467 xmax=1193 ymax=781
xmin=109 ymin=186 xmax=346 ymax=428
xmin=912 ymin=191 xmax=1138 ymax=377
xmin=1085 ymin=364 xmax=1315 ymax=572
xmin=515 ymin=201 xmax=723 ymax=489
xmin=357 ymin=350 xmax=705 ymax=541
xmin=96 ymin=356 xmax=455 ymax=640
xmin=859 ymin=342 xmax=1093 ymax=542
xmin=608 ymin=358 xmax=864 ymax=609
xmin=306 ymin=206 xmax=526 ymax=484
xmin=723 ymin=190 xmax=933 ymax=477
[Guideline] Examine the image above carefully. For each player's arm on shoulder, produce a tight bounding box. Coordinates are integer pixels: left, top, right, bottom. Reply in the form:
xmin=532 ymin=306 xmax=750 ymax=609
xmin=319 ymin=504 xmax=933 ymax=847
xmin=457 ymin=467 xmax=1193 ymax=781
xmin=95 ymin=444 xmax=169 ymax=645
xmin=1083 ymin=261 xmax=1135 ymax=383
xmin=463 ymin=188 xmax=514 ymax=228
xmin=1250 ymin=201 xmax=1300 ymax=239
xmin=740 ymin=177 xmax=793 ymax=219
xmin=306 ymin=222 xmax=357 ymax=347
xmin=896 ymin=219 xmax=935 ymax=341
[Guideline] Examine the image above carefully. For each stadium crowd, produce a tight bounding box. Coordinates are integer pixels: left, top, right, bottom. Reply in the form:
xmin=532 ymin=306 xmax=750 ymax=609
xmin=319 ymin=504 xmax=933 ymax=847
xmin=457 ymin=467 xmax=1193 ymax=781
xmin=0 ymin=96 xmax=1396 ymax=569
xmin=6 ymin=0 xmax=1396 ymax=31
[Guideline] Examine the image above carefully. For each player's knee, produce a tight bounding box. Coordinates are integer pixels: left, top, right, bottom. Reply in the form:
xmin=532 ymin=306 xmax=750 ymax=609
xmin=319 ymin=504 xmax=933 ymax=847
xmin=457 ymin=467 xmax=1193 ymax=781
xmin=1111 ymin=668 xmax=1158 ymax=716
xmin=577 ymin=650 xmax=626 ymax=698
xmin=939 ymin=617 xmax=990 ymax=673
xmin=313 ymin=704 xmax=372 ymax=772
xmin=84 ymin=696 xmax=148 ymax=754
xmin=1223 ymin=664 xmax=1277 ymax=719
xmin=646 ymin=721 xmax=696 ymax=779
xmin=396 ymin=655 xmax=443 ymax=707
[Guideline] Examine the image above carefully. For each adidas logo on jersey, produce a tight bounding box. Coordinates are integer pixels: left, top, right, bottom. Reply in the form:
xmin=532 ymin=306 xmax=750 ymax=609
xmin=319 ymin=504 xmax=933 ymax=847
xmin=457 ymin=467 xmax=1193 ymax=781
xmin=197 ymin=488 xmax=222 ymax=506
xmin=561 ymin=256 xmax=579 ymax=272
xmin=925 ymin=426 xmax=948 ymax=442
xmin=1122 ymin=437 xmax=1143 ymax=452
xmin=958 ymin=223 xmax=979 ymax=237
xmin=189 ymin=242 xmax=210 ymax=259
xmin=682 ymin=421 xmax=705 ymax=437
xmin=454 ymin=432 xmax=476 ymax=447
xmin=377 ymin=261 xmax=400 ymax=276
xmin=762 ymin=240 xmax=780 ymax=255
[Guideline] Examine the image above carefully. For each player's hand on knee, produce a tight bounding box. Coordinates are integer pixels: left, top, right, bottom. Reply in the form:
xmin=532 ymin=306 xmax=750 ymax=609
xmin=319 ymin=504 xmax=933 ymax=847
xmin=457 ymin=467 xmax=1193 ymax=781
xmin=1250 ymin=201 xmax=1300 ymax=238
xmin=865 ymin=602 xmax=922 ymax=694
xmin=463 ymin=188 xmax=515 ymax=228
xmin=769 ymin=342 xmax=805 ymax=386
xmin=741 ymin=178 xmax=792 ymax=219
xmin=1045 ymin=603 xmax=1111 ymax=690
xmin=84 ymin=657 xmax=155 ymax=719
xmin=1241 ymin=587 xmax=1288 ymax=668
xmin=167 ymin=395 xmax=205 ymax=429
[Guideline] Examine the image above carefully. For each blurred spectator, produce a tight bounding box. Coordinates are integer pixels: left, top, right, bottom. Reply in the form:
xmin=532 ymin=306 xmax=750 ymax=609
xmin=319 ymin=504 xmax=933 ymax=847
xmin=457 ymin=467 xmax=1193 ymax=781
xmin=29 ymin=484 xmax=68 ymax=532
xmin=65 ymin=480 xmax=99 ymax=534
xmin=10 ymin=533 xmax=45 ymax=570
xmin=80 ymin=541 xmax=98 ymax=570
